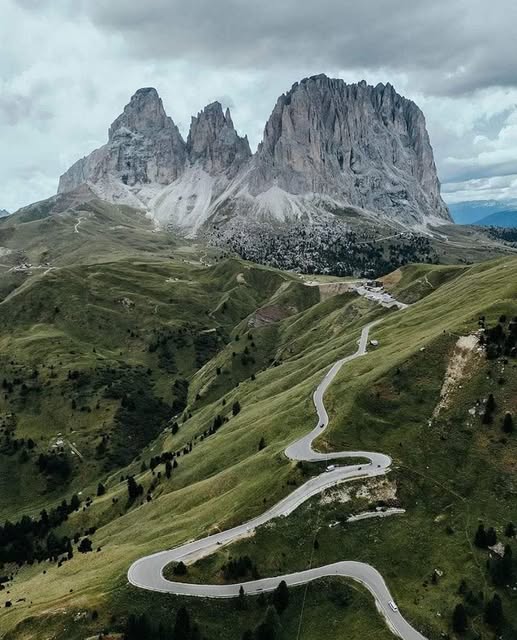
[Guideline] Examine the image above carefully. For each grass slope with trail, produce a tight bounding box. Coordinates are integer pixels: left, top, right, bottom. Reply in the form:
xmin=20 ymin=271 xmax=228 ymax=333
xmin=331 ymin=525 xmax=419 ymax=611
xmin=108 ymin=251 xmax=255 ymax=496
xmin=0 ymin=240 xmax=388 ymax=638
xmin=165 ymin=258 xmax=517 ymax=640
xmin=1 ymin=234 xmax=517 ymax=639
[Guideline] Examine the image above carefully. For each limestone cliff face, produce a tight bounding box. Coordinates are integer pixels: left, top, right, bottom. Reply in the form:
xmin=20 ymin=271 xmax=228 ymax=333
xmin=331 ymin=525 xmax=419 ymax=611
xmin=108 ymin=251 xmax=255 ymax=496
xmin=57 ymin=75 xmax=450 ymax=231
xmin=58 ymin=91 xmax=250 ymax=212
xmin=58 ymin=88 xmax=186 ymax=195
xmin=187 ymin=102 xmax=251 ymax=176
xmin=247 ymin=75 xmax=449 ymax=224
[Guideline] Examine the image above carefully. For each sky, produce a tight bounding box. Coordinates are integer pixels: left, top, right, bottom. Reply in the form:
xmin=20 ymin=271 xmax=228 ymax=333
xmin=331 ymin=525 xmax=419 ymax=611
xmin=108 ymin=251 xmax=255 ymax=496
xmin=2 ymin=0 xmax=517 ymax=212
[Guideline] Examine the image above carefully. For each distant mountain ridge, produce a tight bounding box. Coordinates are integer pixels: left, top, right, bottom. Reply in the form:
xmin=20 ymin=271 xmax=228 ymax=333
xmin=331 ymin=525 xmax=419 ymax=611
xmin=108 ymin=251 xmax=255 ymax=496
xmin=448 ymin=200 xmax=517 ymax=225
xmin=0 ymin=209 xmax=9 ymax=218
xmin=475 ymin=210 xmax=517 ymax=227
xmin=58 ymin=75 xmax=450 ymax=236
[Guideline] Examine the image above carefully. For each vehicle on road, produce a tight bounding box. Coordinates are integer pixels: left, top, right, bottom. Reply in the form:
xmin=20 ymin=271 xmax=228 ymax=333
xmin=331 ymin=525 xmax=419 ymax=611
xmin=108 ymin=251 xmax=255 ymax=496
xmin=389 ymin=601 xmax=398 ymax=612
xmin=325 ymin=464 xmax=336 ymax=472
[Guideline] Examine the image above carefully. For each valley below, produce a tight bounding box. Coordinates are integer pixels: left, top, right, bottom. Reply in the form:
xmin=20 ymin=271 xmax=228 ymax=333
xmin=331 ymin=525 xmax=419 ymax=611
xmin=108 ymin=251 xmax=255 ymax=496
xmin=0 ymin=206 xmax=516 ymax=640
xmin=1 ymin=72 xmax=516 ymax=640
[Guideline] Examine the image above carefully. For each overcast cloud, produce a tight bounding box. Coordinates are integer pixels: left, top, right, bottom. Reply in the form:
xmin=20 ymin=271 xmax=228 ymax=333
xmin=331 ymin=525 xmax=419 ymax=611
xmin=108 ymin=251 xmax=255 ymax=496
xmin=1 ymin=0 xmax=517 ymax=211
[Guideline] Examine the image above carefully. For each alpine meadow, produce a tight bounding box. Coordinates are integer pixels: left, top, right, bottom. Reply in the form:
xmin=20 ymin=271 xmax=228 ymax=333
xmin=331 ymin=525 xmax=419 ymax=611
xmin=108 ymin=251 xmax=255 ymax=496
xmin=1 ymin=3 xmax=517 ymax=640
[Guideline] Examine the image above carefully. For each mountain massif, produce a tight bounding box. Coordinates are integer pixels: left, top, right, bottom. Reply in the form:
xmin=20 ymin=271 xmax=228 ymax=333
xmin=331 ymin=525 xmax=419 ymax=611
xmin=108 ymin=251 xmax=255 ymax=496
xmin=58 ymin=75 xmax=450 ymax=236
xmin=4 ymin=75 xmax=517 ymax=640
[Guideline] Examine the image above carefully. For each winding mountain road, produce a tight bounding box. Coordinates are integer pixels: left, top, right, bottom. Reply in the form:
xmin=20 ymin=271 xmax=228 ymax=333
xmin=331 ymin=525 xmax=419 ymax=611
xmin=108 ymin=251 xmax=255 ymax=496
xmin=128 ymin=318 xmax=427 ymax=639
xmin=74 ymin=216 xmax=84 ymax=233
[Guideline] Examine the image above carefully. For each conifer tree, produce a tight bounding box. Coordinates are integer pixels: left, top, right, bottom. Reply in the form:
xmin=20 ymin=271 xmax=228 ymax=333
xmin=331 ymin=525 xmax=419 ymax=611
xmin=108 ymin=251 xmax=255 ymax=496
xmin=452 ymin=603 xmax=468 ymax=633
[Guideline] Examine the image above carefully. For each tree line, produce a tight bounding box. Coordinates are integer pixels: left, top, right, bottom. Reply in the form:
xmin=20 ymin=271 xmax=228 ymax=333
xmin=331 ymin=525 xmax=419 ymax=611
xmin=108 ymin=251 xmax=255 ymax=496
xmin=452 ymin=521 xmax=516 ymax=634
xmin=479 ymin=314 xmax=517 ymax=359
xmin=0 ymin=494 xmax=95 ymax=566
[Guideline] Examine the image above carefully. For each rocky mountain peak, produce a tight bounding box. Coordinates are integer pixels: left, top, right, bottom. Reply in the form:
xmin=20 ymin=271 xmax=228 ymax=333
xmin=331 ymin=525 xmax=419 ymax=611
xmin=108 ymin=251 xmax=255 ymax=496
xmin=187 ymin=102 xmax=251 ymax=175
xmin=249 ymin=75 xmax=449 ymax=224
xmin=58 ymin=74 xmax=449 ymax=231
xmin=58 ymin=88 xmax=186 ymax=197
xmin=108 ymin=87 xmax=171 ymax=139
xmin=224 ymin=107 xmax=234 ymax=127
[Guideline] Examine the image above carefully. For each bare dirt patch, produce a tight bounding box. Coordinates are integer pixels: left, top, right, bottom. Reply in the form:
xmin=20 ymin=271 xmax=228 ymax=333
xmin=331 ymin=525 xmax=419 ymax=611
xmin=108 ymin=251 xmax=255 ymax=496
xmin=303 ymin=280 xmax=353 ymax=301
xmin=432 ymin=333 xmax=481 ymax=420
xmin=316 ymin=282 xmax=353 ymax=301
xmin=320 ymin=476 xmax=398 ymax=505
xmin=380 ymin=268 xmax=403 ymax=288
xmin=248 ymin=305 xmax=296 ymax=327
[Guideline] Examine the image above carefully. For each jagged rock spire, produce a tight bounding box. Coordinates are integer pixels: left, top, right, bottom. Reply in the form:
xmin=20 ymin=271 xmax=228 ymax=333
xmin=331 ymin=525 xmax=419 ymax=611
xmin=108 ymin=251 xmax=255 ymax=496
xmin=59 ymin=88 xmax=186 ymax=194
xmin=58 ymin=75 xmax=449 ymax=229
xmin=187 ymin=101 xmax=251 ymax=175
xmin=108 ymin=87 xmax=172 ymax=139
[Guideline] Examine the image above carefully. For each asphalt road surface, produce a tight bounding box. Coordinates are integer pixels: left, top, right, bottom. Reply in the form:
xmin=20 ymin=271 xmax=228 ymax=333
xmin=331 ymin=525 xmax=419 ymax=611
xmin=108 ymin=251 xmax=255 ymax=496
xmin=128 ymin=316 xmax=427 ymax=640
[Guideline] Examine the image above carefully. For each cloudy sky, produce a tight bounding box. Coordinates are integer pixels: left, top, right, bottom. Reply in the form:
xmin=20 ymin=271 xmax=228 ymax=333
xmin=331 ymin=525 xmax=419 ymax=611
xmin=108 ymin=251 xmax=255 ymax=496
xmin=2 ymin=0 xmax=517 ymax=211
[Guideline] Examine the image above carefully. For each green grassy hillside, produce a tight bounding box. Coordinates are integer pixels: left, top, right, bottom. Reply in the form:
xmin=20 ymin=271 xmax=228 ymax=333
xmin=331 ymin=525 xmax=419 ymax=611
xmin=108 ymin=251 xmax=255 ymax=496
xmin=0 ymin=188 xmax=174 ymax=268
xmin=0 ymin=254 xmax=295 ymax=521
xmin=176 ymin=257 xmax=517 ymax=639
xmin=1 ymin=246 xmax=517 ymax=640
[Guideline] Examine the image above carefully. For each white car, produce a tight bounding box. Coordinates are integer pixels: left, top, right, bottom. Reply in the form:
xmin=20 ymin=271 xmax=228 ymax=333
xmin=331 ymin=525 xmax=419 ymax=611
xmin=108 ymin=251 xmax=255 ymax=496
xmin=325 ymin=464 xmax=336 ymax=472
xmin=388 ymin=601 xmax=398 ymax=612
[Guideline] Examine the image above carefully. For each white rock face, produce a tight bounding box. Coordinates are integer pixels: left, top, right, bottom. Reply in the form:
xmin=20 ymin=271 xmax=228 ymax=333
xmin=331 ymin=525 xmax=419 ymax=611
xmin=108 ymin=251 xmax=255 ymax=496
xmin=58 ymin=91 xmax=250 ymax=230
xmin=57 ymin=75 xmax=450 ymax=234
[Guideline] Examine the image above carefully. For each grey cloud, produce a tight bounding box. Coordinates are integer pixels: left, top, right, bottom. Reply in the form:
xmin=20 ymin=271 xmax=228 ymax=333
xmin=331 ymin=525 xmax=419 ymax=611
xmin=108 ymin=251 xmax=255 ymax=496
xmin=443 ymin=161 xmax=517 ymax=184
xmin=0 ymin=95 xmax=35 ymax=126
xmin=442 ymin=174 xmax=517 ymax=204
xmin=0 ymin=93 xmax=53 ymax=126
xmin=67 ymin=0 xmax=517 ymax=96
xmin=4 ymin=0 xmax=517 ymax=210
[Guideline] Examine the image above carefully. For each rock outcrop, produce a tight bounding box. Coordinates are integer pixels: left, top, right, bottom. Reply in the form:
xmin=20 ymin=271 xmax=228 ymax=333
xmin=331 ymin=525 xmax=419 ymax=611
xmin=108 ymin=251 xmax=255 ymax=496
xmin=58 ymin=75 xmax=450 ymax=233
xmin=58 ymin=91 xmax=250 ymax=220
xmin=58 ymin=88 xmax=186 ymax=205
xmin=247 ymin=75 xmax=448 ymax=225
xmin=187 ymin=102 xmax=251 ymax=176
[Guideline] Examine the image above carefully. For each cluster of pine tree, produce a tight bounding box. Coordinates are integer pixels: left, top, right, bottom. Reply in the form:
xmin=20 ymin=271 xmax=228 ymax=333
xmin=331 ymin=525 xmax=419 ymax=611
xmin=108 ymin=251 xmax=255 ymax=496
xmin=478 ymin=390 xmax=514 ymax=434
xmin=222 ymin=555 xmax=259 ymax=581
xmin=241 ymin=581 xmax=290 ymax=640
xmin=487 ymin=227 xmax=517 ymax=244
xmin=210 ymin=220 xmax=437 ymax=278
xmin=454 ymin=521 xmax=516 ymax=633
xmin=123 ymin=606 xmax=201 ymax=640
xmin=0 ymin=495 xmax=82 ymax=565
xmin=452 ymin=593 xmax=504 ymax=633
xmin=479 ymin=314 xmax=517 ymax=359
